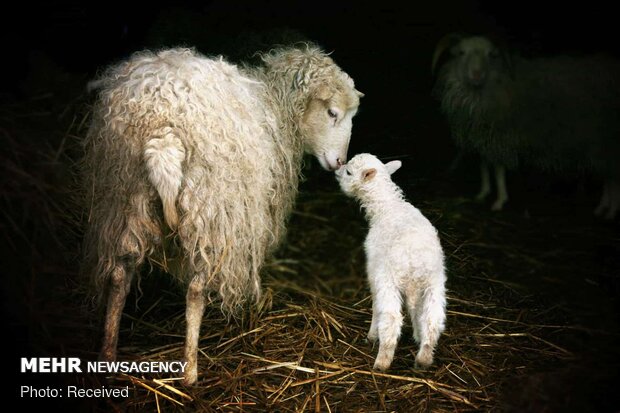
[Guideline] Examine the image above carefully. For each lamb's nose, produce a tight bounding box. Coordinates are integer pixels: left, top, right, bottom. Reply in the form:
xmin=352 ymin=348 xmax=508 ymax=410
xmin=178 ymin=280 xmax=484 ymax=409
xmin=337 ymin=158 xmax=345 ymax=167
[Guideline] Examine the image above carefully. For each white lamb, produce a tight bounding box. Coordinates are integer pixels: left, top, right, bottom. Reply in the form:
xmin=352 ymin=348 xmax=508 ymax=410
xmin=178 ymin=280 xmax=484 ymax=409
xmin=336 ymin=153 xmax=447 ymax=370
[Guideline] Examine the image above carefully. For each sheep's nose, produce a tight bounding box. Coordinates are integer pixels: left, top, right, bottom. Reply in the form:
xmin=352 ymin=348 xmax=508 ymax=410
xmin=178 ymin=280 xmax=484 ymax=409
xmin=337 ymin=158 xmax=345 ymax=167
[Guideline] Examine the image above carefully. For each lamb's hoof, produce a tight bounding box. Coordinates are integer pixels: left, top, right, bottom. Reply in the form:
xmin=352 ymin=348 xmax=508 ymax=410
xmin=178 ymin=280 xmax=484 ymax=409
xmin=373 ymin=360 xmax=390 ymax=372
xmin=373 ymin=353 xmax=393 ymax=372
xmin=415 ymin=349 xmax=434 ymax=369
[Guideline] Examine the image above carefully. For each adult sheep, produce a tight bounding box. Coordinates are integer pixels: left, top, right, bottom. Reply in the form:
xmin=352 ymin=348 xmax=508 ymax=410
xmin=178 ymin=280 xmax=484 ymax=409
xmin=432 ymin=34 xmax=620 ymax=218
xmin=82 ymin=45 xmax=362 ymax=385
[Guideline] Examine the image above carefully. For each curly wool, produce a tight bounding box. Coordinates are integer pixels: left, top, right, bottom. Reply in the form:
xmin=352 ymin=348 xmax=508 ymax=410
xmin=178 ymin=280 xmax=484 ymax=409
xmin=82 ymin=45 xmax=353 ymax=313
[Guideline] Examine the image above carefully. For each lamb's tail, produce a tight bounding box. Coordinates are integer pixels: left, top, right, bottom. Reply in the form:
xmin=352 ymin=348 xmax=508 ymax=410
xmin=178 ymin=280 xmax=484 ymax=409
xmin=144 ymin=127 xmax=186 ymax=229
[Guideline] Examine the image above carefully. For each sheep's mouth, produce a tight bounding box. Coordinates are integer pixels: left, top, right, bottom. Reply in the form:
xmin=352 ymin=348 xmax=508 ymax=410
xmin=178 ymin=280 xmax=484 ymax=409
xmin=319 ymin=153 xmax=341 ymax=171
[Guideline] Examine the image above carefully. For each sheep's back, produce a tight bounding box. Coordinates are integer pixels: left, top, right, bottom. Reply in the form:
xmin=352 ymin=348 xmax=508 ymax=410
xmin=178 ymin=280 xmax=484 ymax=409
xmin=84 ymin=48 xmax=285 ymax=308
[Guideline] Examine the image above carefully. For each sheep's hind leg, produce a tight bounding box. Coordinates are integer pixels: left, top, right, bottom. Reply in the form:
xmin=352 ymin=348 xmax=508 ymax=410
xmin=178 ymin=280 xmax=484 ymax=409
xmin=183 ymin=273 xmax=207 ymax=385
xmin=606 ymin=181 xmax=620 ymax=220
xmin=475 ymin=161 xmax=491 ymax=202
xmin=595 ymin=180 xmax=619 ymax=220
xmin=100 ymin=262 xmax=134 ymax=361
xmin=491 ymin=164 xmax=509 ymax=211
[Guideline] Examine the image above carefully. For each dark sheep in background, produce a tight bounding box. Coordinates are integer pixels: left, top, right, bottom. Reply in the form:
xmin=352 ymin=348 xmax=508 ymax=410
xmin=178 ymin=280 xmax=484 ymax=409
xmin=432 ymin=34 xmax=620 ymax=218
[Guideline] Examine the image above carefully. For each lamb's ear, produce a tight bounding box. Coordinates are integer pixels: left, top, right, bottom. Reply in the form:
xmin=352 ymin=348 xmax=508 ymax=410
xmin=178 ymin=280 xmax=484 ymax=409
xmin=362 ymin=168 xmax=377 ymax=182
xmin=385 ymin=160 xmax=402 ymax=175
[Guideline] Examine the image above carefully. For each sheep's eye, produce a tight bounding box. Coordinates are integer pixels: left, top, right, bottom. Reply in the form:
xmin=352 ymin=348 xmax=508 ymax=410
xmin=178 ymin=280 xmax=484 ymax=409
xmin=346 ymin=169 xmax=351 ymax=176
xmin=457 ymin=50 xmax=465 ymax=56
xmin=489 ymin=50 xmax=499 ymax=59
xmin=327 ymin=109 xmax=338 ymax=119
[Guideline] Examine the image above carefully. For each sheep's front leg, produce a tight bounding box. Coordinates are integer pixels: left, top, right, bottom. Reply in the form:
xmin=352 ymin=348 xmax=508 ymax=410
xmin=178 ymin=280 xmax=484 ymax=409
xmin=491 ymin=164 xmax=508 ymax=211
xmin=475 ymin=161 xmax=491 ymax=201
xmin=100 ymin=263 xmax=134 ymax=361
xmin=183 ymin=273 xmax=207 ymax=385
xmin=595 ymin=180 xmax=619 ymax=220
xmin=372 ymin=286 xmax=403 ymax=371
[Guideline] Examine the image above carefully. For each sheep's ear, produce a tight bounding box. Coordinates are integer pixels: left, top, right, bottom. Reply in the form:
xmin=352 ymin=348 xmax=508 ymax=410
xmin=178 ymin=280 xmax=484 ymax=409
xmin=362 ymin=168 xmax=377 ymax=182
xmin=355 ymin=89 xmax=365 ymax=98
xmin=385 ymin=160 xmax=402 ymax=175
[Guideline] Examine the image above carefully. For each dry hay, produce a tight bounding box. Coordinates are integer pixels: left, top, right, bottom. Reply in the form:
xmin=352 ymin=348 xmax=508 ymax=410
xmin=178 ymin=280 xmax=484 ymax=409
xmin=2 ymin=90 xmax=619 ymax=412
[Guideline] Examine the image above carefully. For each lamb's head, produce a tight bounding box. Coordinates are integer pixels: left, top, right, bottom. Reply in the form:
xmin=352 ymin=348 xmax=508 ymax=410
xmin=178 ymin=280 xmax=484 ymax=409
xmin=263 ymin=45 xmax=363 ymax=171
xmin=335 ymin=153 xmax=401 ymax=198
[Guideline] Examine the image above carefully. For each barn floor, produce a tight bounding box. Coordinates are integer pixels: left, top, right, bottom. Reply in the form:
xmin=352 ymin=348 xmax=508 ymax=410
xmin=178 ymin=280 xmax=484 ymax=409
xmin=3 ymin=86 xmax=619 ymax=412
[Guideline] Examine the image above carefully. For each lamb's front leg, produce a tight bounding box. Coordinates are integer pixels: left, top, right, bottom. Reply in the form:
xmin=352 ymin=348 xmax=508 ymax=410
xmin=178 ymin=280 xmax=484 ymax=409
xmin=183 ymin=273 xmax=207 ymax=385
xmin=367 ymin=292 xmax=379 ymax=345
xmin=372 ymin=284 xmax=403 ymax=371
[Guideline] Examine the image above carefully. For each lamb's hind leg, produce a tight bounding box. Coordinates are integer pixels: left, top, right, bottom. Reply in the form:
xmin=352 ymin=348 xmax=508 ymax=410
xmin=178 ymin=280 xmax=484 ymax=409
xmin=100 ymin=262 xmax=134 ymax=361
xmin=404 ymin=287 xmax=422 ymax=344
xmin=373 ymin=285 xmax=403 ymax=371
xmin=415 ymin=282 xmax=447 ymax=368
xmin=183 ymin=273 xmax=207 ymax=385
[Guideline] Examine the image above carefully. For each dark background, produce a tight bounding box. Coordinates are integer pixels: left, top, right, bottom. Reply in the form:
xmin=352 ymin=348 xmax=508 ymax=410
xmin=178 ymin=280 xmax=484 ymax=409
xmin=3 ymin=1 xmax=619 ymax=411
xmin=6 ymin=1 xmax=620 ymax=177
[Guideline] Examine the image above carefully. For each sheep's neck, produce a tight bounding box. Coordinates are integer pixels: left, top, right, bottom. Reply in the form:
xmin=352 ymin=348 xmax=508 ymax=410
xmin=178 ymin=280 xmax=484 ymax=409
xmin=360 ymin=181 xmax=406 ymax=222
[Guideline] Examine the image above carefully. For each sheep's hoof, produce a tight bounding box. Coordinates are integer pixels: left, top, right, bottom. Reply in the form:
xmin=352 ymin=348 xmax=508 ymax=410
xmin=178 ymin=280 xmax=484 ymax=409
xmin=491 ymin=199 xmax=506 ymax=211
xmin=183 ymin=369 xmax=198 ymax=386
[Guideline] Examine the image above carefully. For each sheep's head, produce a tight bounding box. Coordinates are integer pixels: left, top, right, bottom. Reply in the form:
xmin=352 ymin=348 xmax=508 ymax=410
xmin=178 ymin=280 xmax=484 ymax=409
xmin=300 ymin=75 xmax=362 ymax=171
xmin=335 ymin=153 xmax=401 ymax=198
xmin=263 ymin=45 xmax=362 ymax=171
xmin=432 ymin=34 xmax=512 ymax=92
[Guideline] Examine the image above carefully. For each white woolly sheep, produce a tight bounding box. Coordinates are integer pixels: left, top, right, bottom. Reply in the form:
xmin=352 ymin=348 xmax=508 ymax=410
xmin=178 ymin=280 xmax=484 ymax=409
xmin=335 ymin=153 xmax=447 ymax=370
xmin=82 ymin=45 xmax=362 ymax=385
xmin=432 ymin=34 xmax=620 ymax=218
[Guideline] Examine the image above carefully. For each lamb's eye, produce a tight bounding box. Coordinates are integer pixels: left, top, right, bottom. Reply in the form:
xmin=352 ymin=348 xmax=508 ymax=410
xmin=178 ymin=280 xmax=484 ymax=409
xmin=346 ymin=169 xmax=351 ymax=176
xmin=327 ymin=109 xmax=338 ymax=119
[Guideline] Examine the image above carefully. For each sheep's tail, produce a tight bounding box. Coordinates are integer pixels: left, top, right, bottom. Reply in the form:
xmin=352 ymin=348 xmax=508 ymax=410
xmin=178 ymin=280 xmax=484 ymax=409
xmin=144 ymin=127 xmax=186 ymax=229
